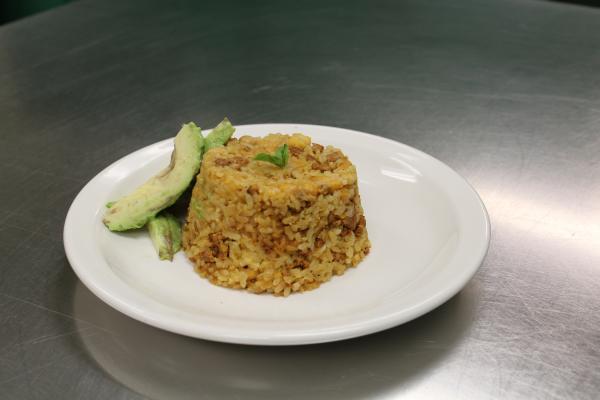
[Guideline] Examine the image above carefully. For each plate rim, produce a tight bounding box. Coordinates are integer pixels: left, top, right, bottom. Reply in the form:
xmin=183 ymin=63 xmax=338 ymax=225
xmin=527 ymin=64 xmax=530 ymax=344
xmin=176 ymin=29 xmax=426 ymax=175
xmin=64 ymin=123 xmax=490 ymax=345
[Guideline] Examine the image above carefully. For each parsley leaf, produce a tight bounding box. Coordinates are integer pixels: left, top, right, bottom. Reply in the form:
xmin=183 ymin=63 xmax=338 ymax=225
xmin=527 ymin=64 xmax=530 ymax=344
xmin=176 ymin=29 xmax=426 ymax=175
xmin=254 ymin=144 xmax=289 ymax=168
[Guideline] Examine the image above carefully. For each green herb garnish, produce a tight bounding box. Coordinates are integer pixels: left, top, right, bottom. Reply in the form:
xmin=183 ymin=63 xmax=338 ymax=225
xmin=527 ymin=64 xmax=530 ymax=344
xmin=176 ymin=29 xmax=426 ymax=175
xmin=105 ymin=201 xmax=116 ymax=208
xmin=254 ymin=144 xmax=289 ymax=168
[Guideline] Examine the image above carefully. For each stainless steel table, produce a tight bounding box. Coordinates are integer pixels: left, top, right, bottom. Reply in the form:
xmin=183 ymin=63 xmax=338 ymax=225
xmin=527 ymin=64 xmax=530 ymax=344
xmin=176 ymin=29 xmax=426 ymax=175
xmin=1 ymin=0 xmax=599 ymax=398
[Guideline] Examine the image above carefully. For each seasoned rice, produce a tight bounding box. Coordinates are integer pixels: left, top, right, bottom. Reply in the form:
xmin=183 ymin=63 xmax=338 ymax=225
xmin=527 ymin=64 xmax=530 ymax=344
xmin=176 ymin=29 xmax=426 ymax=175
xmin=182 ymin=133 xmax=370 ymax=296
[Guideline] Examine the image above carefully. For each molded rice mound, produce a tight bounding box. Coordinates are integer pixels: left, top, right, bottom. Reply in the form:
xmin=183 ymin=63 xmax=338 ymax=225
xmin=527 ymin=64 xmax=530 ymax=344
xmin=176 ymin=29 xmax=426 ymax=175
xmin=182 ymin=133 xmax=370 ymax=296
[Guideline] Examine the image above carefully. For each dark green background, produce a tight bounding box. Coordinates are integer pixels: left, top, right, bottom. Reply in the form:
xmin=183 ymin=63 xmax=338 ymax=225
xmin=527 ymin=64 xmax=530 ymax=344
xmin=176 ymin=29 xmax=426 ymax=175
xmin=1 ymin=0 xmax=597 ymax=25
xmin=0 ymin=0 xmax=72 ymax=24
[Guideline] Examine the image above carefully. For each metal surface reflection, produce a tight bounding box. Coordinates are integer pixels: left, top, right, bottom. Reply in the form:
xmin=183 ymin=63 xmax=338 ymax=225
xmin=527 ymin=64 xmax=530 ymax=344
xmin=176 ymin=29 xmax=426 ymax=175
xmin=483 ymin=189 xmax=600 ymax=243
xmin=72 ymin=281 xmax=477 ymax=400
xmin=2 ymin=0 xmax=600 ymax=397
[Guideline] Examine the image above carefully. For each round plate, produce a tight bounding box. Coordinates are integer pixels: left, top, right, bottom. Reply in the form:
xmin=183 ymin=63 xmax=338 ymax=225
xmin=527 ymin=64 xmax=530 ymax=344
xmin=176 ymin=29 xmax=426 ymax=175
xmin=64 ymin=124 xmax=490 ymax=345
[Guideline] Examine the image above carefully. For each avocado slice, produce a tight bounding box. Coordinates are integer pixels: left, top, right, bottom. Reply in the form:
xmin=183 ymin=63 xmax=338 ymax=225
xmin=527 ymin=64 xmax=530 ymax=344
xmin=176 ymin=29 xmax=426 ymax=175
xmin=103 ymin=122 xmax=204 ymax=231
xmin=147 ymin=212 xmax=181 ymax=261
xmin=204 ymin=118 xmax=235 ymax=151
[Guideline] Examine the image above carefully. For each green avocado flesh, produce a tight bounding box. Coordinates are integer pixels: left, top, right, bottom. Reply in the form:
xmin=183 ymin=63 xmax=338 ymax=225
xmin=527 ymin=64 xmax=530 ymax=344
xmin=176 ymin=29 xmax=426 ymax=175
xmin=103 ymin=122 xmax=204 ymax=231
xmin=147 ymin=213 xmax=181 ymax=261
xmin=204 ymin=118 xmax=235 ymax=151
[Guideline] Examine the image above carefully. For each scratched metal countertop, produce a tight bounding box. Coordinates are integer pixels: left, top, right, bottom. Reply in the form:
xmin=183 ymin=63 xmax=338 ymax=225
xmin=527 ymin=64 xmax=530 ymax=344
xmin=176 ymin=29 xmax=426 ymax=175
xmin=1 ymin=0 xmax=599 ymax=398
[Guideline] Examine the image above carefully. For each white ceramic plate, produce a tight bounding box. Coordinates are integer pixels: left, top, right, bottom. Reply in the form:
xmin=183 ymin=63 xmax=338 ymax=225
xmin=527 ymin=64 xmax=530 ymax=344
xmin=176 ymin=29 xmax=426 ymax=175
xmin=64 ymin=124 xmax=489 ymax=345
